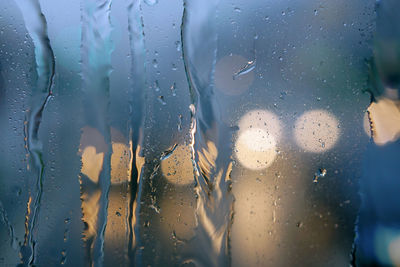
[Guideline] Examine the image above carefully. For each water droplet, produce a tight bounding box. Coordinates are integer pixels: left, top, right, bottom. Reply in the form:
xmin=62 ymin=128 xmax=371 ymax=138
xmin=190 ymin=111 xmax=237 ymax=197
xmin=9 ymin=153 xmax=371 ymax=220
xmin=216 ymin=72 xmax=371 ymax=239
xmin=60 ymin=250 xmax=67 ymax=265
xmin=178 ymin=114 xmax=183 ymax=132
xmin=152 ymin=59 xmax=158 ymax=68
xmin=313 ymin=168 xmax=327 ymax=183
xmin=170 ymin=82 xmax=177 ymax=96
xmin=154 ymin=80 xmax=160 ymax=92
xmin=158 ymin=95 xmax=166 ymax=105
xmin=234 ymin=7 xmax=241 ymax=12
xmin=175 ymin=40 xmax=181 ymax=51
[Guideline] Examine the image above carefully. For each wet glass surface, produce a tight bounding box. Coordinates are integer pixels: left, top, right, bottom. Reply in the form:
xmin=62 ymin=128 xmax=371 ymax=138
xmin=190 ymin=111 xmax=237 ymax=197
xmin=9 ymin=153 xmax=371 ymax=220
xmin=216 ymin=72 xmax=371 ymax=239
xmin=0 ymin=0 xmax=399 ymax=266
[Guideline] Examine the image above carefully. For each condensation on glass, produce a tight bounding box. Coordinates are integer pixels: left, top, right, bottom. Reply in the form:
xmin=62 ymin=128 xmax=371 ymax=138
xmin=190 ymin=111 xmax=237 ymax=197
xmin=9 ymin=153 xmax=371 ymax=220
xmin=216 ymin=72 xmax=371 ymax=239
xmin=1 ymin=0 xmax=399 ymax=266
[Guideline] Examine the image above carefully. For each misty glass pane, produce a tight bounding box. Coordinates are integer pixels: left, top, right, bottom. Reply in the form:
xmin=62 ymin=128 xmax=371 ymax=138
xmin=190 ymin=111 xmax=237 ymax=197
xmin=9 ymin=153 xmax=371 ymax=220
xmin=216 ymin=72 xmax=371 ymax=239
xmin=1 ymin=0 xmax=399 ymax=266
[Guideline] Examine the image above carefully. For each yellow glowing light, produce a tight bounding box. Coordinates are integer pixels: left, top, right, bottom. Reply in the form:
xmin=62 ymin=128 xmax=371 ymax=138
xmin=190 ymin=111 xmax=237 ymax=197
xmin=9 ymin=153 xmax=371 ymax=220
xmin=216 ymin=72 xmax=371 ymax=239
xmin=238 ymin=109 xmax=281 ymax=137
xmin=231 ymin=176 xmax=280 ymax=266
xmin=214 ymin=54 xmax=255 ymax=95
xmin=235 ymin=128 xmax=277 ymax=170
xmin=160 ymin=145 xmax=194 ymax=185
xmin=367 ymin=98 xmax=400 ymax=146
xmin=110 ymin=142 xmax=131 ymax=184
xmin=80 ymin=189 xmax=101 ymax=241
xmin=78 ymin=126 xmax=134 ymax=254
xmin=197 ymin=140 xmax=218 ymax=179
xmin=389 ymin=235 xmax=400 ymax=266
xmin=104 ymin=185 xmax=130 ymax=250
xmin=79 ymin=126 xmax=132 ymax=184
xmin=158 ymin=189 xmax=196 ymax=241
xmin=294 ymin=109 xmax=340 ymax=153
xmin=81 ymin=146 xmax=104 ymax=184
xmin=235 ymin=109 xmax=281 ymax=170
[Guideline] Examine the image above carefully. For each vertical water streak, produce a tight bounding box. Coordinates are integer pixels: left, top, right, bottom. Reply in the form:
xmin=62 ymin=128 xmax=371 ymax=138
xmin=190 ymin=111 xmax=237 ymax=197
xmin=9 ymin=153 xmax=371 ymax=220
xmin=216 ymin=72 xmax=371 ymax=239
xmin=0 ymin=201 xmax=17 ymax=250
xmin=13 ymin=0 xmax=55 ymax=265
xmin=80 ymin=0 xmax=114 ymax=265
xmin=126 ymin=0 xmax=146 ymax=264
xmin=181 ymin=1 xmax=234 ymax=266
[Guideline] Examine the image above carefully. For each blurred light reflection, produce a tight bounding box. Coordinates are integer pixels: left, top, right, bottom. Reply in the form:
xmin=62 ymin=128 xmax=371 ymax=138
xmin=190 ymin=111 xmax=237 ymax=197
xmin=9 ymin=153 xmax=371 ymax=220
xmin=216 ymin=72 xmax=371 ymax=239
xmin=78 ymin=126 xmax=132 ymax=257
xmin=161 ymin=145 xmax=194 ymax=185
xmin=235 ymin=128 xmax=277 ymax=170
xmin=235 ymin=109 xmax=281 ymax=170
xmin=367 ymin=97 xmax=400 ymax=146
xmin=79 ymin=126 xmax=131 ymax=184
xmin=294 ymin=109 xmax=340 ymax=153
xmin=231 ymin=176 xmax=280 ymax=266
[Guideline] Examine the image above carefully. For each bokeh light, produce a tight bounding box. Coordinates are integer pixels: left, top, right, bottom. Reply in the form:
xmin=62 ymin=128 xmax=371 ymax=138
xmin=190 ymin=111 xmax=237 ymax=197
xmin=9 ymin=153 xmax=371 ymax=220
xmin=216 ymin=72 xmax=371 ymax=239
xmin=235 ymin=128 xmax=277 ymax=170
xmin=367 ymin=98 xmax=400 ymax=146
xmin=231 ymin=176 xmax=281 ymax=266
xmin=294 ymin=109 xmax=340 ymax=153
xmin=79 ymin=126 xmax=131 ymax=184
xmin=234 ymin=109 xmax=281 ymax=170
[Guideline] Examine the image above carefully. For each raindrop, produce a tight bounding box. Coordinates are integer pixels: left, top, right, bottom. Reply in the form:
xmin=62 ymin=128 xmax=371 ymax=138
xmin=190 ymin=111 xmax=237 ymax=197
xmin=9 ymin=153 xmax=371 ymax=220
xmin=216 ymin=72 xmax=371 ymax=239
xmin=170 ymin=82 xmax=177 ymax=96
xmin=60 ymin=250 xmax=66 ymax=265
xmin=152 ymin=59 xmax=158 ymax=68
xmin=158 ymin=95 xmax=166 ymax=105
xmin=175 ymin=40 xmax=181 ymax=51
xmin=178 ymin=114 xmax=183 ymax=132
xmin=154 ymin=80 xmax=160 ymax=92
xmin=313 ymin=168 xmax=327 ymax=183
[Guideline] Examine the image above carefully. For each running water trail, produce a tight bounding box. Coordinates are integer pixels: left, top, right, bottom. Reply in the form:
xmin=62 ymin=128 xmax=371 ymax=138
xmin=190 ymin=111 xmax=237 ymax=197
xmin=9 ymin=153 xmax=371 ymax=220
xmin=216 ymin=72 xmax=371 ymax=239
xmin=0 ymin=201 xmax=17 ymax=250
xmin=126 ymin=0 xmax=146 ymax=265
xmin=181 ymin=0 xmax=234 ymax=266
xmin=80 ymin=0 xmax=114 ymax=265
xmin=14 ymin=0 xmax=55 ymax=265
